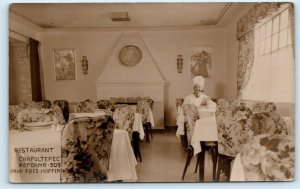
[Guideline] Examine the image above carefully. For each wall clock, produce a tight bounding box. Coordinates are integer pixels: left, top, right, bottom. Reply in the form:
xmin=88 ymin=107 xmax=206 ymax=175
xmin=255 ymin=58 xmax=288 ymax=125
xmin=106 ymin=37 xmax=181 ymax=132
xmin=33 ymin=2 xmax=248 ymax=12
xmin=119 ymin=45 xmax=142 ymax=66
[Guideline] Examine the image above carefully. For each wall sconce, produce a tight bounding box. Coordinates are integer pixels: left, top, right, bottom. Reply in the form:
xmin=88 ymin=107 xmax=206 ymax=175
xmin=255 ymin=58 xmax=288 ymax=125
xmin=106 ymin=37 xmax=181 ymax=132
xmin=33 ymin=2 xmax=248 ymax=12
xmin=177 ymin=54 xmax=183 ymax=73
xmin=81 ymin=56 xmax=88 ymax=74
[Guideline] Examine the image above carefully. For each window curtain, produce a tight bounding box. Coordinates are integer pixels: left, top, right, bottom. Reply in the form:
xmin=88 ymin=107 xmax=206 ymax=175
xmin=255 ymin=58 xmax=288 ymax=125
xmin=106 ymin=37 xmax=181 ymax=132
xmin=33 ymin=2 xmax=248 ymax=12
xmin=29 ymin=38 xmax=42 ymax=102
xmin=236 ymin=2 xmax=285 ymax=99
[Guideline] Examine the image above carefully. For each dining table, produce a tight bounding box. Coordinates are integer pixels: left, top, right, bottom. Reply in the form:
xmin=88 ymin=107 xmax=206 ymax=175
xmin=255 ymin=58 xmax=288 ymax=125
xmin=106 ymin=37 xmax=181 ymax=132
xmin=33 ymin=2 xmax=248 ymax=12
xmin=9 ymin=125 xmax=138 ymax=183
xmin=191 ymin=109 xmax=217 ymax=155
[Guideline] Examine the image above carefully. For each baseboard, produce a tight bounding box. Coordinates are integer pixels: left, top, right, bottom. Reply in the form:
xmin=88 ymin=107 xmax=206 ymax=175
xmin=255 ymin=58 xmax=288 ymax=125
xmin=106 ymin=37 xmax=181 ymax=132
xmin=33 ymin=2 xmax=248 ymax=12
xmin=151 ymin=125 xmax=177 ymax=133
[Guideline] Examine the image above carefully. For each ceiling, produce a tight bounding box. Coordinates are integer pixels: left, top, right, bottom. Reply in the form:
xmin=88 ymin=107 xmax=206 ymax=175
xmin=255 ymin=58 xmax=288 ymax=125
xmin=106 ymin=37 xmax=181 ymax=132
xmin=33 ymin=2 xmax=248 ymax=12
xmin=9 ymin=3 xmax=255 ymax=29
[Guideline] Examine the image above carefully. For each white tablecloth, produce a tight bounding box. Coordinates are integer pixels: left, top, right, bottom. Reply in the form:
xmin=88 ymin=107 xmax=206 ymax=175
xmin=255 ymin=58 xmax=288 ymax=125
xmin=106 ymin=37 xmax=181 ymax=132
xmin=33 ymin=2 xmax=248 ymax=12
xmin=9 ymin=128 xmax=137 ymax=183
xmin=148 ymin=108 xmax=155 ymax=128
xmin=230 ymin=154 xmax=245 ymax=181
xmin=191 ymin=116 xmax=218 ymax=155
xmin=176 ymin=108 xmax=215 ymax=137
xmin=282 ymin=116 xmax=294 ymax=136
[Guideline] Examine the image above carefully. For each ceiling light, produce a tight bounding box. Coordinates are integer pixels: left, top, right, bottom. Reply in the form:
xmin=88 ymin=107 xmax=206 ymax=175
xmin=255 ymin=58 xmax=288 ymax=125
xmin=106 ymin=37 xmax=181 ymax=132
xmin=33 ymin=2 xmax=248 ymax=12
xmin=111 ymin=12 xmax=130 ymax=22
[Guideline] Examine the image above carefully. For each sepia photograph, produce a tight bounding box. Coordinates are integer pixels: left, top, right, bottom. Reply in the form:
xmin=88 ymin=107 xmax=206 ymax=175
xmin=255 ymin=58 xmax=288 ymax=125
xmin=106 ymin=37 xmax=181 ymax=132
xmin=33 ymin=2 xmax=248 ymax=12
xmin=7 ymin=1 xmax=295 ymax=183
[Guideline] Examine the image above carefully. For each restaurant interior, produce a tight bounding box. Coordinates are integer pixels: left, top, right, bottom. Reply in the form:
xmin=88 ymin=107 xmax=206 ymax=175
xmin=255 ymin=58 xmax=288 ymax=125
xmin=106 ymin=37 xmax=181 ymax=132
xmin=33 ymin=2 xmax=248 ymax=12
xmin=8 ymin=2 xmax=295 ymax=183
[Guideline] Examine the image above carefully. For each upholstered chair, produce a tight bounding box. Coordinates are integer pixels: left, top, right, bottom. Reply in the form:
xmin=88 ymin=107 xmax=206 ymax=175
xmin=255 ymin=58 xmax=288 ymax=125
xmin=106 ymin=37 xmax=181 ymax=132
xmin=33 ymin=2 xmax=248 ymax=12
xmin=9 ymin=100 xmax=52 ymax=130
xmin=75 ymin=99 xmax=97 ymax=113
xmin=181 ymin=103 xmax=199 ymax=180
xmin=176 ymin=98 xmax=186 ymax=148
xmin=60 ymin=116 xmax=115 ymax=183
xmin=215 ymin=100 xmax=288 ymax=181
xmin=97 ymin=100 xmax=113 ymax=110
xmin=113 ymin=105 xmax=142 ymax=162
xmin=16 ymin=107 xmax=58 ymax=130
xmin=9 ymin=105 xmax=25 ymax=130
xmin=215 ymin=100 xmax=252 ymax=181
xmin=239 ymin=134 xmax=294 ymax=181
xmin=53 ymin=100 xmax=69 ymax=122
xmin=137 ymin=99 xmax=153 ymax=142
xmin=180 ymin=103 xmax=218 ymax=181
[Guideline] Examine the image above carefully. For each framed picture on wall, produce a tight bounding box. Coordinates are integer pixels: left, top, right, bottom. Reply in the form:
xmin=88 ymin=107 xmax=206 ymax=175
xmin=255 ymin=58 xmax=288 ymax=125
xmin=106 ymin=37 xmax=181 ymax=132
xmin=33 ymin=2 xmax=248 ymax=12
xmin=190 ymin=47 xmax=213 ymax=78
xmin=53 ymin=48 xmax=77 ymax=80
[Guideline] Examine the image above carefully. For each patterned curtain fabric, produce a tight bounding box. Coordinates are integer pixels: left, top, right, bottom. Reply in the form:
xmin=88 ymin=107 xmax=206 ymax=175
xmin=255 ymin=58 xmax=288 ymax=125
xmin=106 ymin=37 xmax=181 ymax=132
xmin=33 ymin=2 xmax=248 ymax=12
xmin=236 ymin=32 xmax=255 ymax=99
xmin=236 ymin=3 xmax=284 ymax=99
xmin=60 ymin=116 xmax=115 ymax=183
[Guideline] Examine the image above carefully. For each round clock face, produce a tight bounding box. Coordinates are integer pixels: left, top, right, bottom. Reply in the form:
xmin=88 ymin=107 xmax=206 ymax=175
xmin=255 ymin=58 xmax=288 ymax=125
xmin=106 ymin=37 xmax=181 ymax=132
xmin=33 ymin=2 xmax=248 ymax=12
xmin=119 ymin=45 xmax=142 ymax=66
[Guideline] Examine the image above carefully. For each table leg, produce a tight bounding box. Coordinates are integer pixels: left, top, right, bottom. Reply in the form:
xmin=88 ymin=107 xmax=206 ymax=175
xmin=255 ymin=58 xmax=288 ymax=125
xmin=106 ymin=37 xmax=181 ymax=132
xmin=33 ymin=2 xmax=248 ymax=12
xmin=198 ymin=142 xmax=205 ymax=181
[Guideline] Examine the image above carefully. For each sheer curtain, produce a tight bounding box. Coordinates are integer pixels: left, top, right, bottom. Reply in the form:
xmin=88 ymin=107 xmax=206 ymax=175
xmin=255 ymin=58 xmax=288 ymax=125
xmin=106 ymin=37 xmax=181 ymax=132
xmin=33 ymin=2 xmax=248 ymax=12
xmin=242 ymin=6 xmax=294 ymax=103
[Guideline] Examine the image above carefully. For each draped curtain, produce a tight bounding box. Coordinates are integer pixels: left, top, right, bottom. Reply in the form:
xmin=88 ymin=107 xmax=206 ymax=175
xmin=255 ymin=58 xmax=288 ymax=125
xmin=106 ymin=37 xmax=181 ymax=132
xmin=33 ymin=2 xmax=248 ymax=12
xmin=235 ymin=2 xmax=290 ymax=99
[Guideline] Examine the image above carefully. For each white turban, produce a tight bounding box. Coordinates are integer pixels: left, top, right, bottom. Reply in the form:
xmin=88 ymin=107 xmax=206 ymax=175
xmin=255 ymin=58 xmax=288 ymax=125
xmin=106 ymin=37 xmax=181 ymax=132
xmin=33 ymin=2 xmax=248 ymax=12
xmin=193 ymin=76 xmax=205 ymax=90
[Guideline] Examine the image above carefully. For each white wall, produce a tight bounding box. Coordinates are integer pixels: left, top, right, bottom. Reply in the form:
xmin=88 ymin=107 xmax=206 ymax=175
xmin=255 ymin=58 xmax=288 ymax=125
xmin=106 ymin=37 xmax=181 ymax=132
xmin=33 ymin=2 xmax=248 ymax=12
xmin=40 ymin=28 xmax=228 ymax=126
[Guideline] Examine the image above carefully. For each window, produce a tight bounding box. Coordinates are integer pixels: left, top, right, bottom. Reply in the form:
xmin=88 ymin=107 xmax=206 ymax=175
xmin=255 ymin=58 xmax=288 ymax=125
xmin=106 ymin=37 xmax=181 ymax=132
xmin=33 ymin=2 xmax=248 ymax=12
xmin=242 ymin=5 xmax=294 ymax=103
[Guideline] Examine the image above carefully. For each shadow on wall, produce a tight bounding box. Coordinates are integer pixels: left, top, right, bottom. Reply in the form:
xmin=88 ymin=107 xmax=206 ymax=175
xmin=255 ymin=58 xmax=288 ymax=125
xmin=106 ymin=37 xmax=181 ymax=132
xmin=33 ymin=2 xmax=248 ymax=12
xmin=214 ymin=82 xmax=225 ymax=99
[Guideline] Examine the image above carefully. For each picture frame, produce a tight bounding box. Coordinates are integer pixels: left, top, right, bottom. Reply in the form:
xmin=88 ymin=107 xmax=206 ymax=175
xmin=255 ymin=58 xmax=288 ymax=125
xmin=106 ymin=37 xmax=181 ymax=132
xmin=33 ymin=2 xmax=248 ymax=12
xmin=190 ymin=47 xmax=213 ymax=78
xmin=53 ymin=48 xmax=77 ymax=80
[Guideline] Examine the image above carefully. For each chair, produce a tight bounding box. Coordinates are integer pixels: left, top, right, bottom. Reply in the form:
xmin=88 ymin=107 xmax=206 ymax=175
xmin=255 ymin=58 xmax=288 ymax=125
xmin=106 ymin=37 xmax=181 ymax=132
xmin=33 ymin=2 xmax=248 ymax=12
xmin=180 ymin=104 xmax=218 ymax=181
xmin=60 ymin=115 xmax=115 ymax=183
xmin=175 ymin=98 xmax=186 ymax=148
xmin=9 ymin=100 xmax=54 ymax=130
xmin=113 ymin=105 xmax=142 ymax=162
xmin=53 ymin=100 xmax=69 ymax=122
xmin=137 ymin=98 xmax=153 ymax=143
xmin=181 ymin=104 xmax=199 ymax=180
xmin=75 ymin=99 xmax=97 ymax=113
xmin=16 ymin=107 xmax=58 ymax=130
xmin=215 ymin=100 xmax=288 ymax=181
xmin=215 ymin=100 xmax=252 ymax=181
xmin=239 ymin=134 xmax=294 ymax=181
xmin=97 ymin=100 xmax=112 ymax=109
xmin=97 ymin=100 xmax=114 ymax=116
xmin=9 ymin=105 xmax=26 ymax=130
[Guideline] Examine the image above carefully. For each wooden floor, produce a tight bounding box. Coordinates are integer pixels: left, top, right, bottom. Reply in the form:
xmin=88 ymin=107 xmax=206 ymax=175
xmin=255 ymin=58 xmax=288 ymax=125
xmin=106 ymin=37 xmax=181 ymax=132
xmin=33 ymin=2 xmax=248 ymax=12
xmin=135 ymin=128 xmax=214 ymax=182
